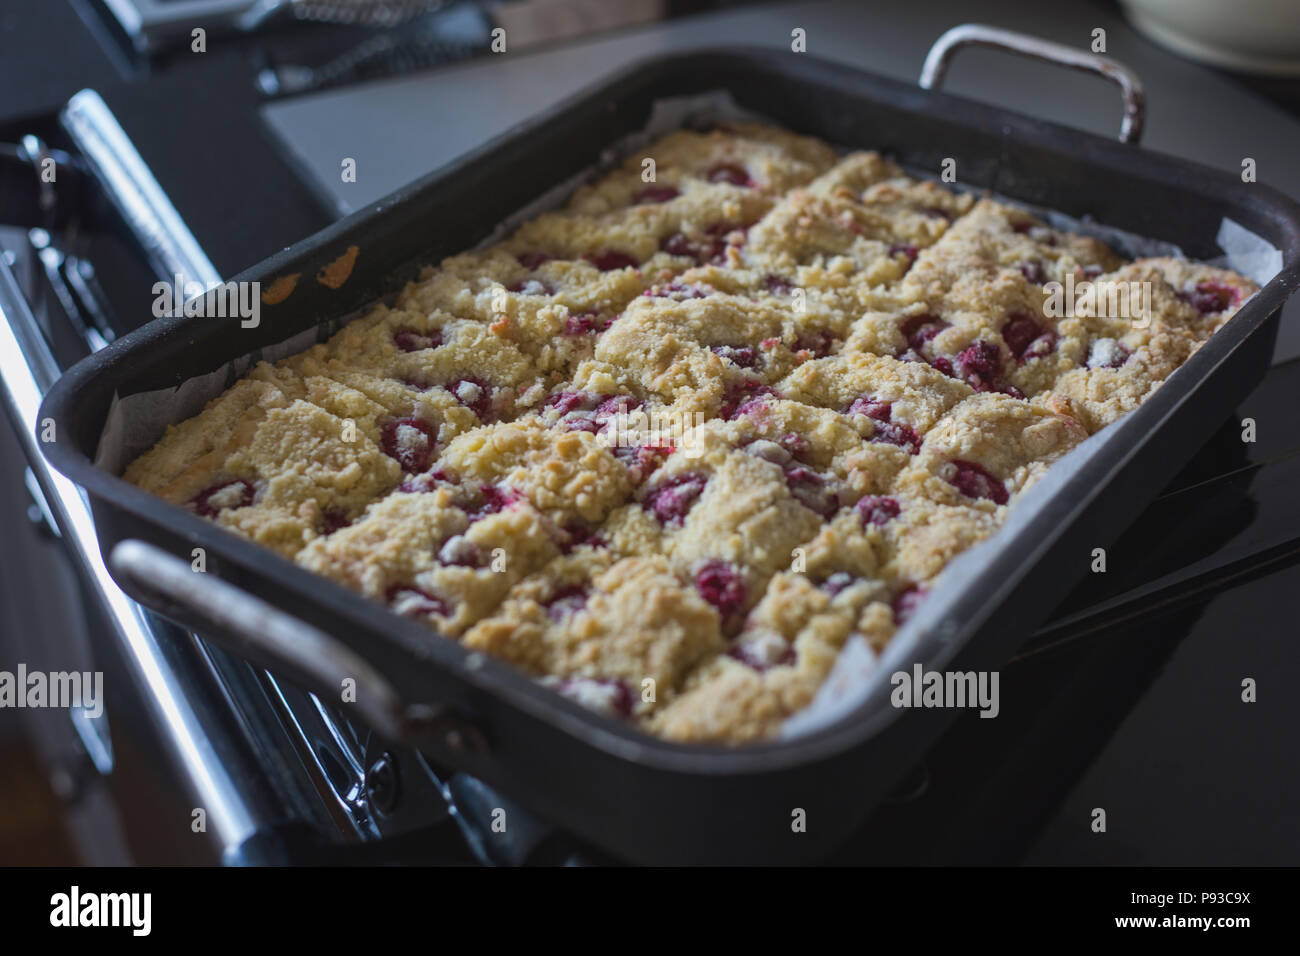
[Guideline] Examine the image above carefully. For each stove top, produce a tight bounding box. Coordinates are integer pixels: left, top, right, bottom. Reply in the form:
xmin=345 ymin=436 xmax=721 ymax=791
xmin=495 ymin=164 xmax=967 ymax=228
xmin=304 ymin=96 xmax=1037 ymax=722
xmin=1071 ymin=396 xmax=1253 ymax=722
xmin=2 ymin=0 xmax=1298 ymax=867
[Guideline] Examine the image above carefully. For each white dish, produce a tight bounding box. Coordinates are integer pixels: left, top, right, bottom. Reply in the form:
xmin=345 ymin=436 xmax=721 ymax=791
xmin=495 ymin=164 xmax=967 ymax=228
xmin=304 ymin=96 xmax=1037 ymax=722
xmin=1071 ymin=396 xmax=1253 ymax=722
xmin=1122 ymin=0 xmax=1300 ymax=76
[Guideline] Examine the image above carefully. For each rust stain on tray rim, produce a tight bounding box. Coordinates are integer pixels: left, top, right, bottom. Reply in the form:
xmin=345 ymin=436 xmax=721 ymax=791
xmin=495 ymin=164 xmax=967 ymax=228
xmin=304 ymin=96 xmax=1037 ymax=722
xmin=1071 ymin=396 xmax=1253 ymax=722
xmin=260 ymin=273 xmax=300 ymax=305
xmin=317 ymin=245 xmax=360 ymax=290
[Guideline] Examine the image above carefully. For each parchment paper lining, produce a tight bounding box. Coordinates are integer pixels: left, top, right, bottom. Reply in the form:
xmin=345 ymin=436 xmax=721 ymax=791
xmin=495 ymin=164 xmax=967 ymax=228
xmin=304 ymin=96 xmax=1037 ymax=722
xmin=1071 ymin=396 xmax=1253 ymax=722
xmin=92 ymin=91 xmax=1283 ymax=740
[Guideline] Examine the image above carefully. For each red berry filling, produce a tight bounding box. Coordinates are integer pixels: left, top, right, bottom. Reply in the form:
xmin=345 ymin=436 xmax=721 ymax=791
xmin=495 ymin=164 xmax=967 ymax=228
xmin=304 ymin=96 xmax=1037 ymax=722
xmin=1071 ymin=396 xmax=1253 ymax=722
xmin=386 ymin=584 xmax=448 ymax=619
xmin=876 ymin=420 xmax=923 ymax=453
xmin=380 ymin=418 xmax=437 ymax=473
xmin=398 ymin=468 xmax=459 ymax=494
xmin=779 ymin=432 xmax=811 ymax=462
xmin=585 ymin=250 xmax=639 ymax=272
xmin=944 ymin=459 xmax=1009 ymax=505
xmin=469 ymin=483 xmax=523 ymax=522
xmin=448 ymin=377 xmax=492 ymax=419
xmin=563 ymin=312 xmax=609 ymax=336
xmin=742 ymin=437 xmax=793 ymax=466
xmin=320 ymin=507 xmax=352 ymax=535
xmin=855 ymin=494 xmax=901 ymax=527
xmin=546 ymin=391 xmax=640 ymax=434
xmin=953 ymin=340 xmax=1009 ymax=392
xmin=899 ymin=314 xmax=949 ymax=353
xmin=1018 ymin=260 xmax=1047 ymax=285
xmin=784 ymin=466 xmax=839 ymax=518
xmin=393 ymin=328 xmax=442 ymax=352
xmin=613 ymin=442 xmax=672 ymax=486
xmin=558 ymin=522 xmax=606 ymax=554
xmin=711 ymin=345 xmax=759 ymax=368
xmin=706 ymin=163 xmax=753 ymax=186
xmin=845 ymin=396 xmax=891 ymax=421
xmin=192 ymin=479 xmax=254 ymax=517
xmin=659 ymin=232 xmax=698 ymax=259
xmin=1001 ymin=311 xmax=1056 ymax=362
xmin=544 ymin=584 xmax=589 ymax=622
xmin=890 ymin=244 xmax=919 ymax=273
xmin=695 ymin=559 xmax=747 ymax=622
xmin=822 ymin=572 xmax=856 ymax=597
xmin=643 ymin=472 xmax=707 ymax=525
xmin=891 ymin=584 xmax=926 ymax=625
xmin=719 ymin=380 xmax=776 ymax=420
xmin=1183 ymin=280 xmax=1237 ymax=315
xmin=740 ymin=433 xmax=813 ymax=467
xmin=507 ymin=278 xmax=555 ymax=295
xmin=794 ymin=328 xmax=836 ymax=358
xmin=659 ymin=232 xmax=726 ymax=266
xmin=846 ymin=398 xmax=921 ymax=454
xmin=763 ymin=273 xmax=793 ymax=294
xmin=594 ymin=394 xmax=641 ymax=424
xmin=633 ymin=184 xmax=679 ymax=204
xmin=545 ymin=390 xmax=597 ymax=416
xmin=563 ymin=416 xmax=604 ymax=435
xmin=516 ymin=251 xmax=554 ymax=270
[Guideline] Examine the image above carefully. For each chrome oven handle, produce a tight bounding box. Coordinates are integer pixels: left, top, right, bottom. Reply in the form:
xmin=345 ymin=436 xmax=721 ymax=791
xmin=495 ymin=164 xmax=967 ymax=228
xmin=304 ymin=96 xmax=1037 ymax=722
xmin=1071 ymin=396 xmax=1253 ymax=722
xmin=109 ymin=539 xmax=486 ymax=753
xmin=920 ymin=23 xmax=1146 ymax=145
xmin=0 ymin=254 xmax=268 ymax=856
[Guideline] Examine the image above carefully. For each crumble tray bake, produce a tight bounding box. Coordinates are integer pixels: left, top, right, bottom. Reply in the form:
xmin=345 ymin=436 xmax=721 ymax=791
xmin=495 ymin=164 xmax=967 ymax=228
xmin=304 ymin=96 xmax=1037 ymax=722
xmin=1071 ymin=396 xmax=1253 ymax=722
xmin=123 ymin=123 xmax=1257 ymax=744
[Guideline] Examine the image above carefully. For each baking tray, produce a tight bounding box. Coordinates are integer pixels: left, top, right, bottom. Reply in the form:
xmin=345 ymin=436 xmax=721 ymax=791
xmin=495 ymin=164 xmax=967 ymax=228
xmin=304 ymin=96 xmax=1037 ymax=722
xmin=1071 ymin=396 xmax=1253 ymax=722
xmin=38 ymin=27 xmax=1300 ymax=864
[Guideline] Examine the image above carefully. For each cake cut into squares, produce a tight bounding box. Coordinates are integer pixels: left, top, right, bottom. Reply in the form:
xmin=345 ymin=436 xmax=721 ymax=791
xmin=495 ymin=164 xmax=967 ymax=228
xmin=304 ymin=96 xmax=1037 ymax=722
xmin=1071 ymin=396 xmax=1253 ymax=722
xmin=124 ymin=121 xmax=1259 ymax=744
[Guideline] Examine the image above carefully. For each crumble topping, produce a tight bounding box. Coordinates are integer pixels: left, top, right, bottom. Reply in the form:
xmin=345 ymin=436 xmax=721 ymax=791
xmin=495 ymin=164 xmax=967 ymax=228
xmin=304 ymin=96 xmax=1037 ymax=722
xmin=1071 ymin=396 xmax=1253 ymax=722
xmin=123 ymin=121 xmax=1258 ymax=744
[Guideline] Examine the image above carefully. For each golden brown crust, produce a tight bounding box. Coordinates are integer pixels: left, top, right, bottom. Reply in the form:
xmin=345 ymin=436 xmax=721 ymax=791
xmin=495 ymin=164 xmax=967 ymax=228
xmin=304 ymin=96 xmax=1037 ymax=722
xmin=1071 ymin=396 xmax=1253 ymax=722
xmin=123 ymin=126 xmax=1258 ymax=744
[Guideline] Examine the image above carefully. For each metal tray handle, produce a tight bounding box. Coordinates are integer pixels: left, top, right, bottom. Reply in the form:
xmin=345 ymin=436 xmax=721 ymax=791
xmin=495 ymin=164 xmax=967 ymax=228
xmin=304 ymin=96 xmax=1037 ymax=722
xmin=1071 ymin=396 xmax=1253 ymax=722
xmin=109 ymin=539 xmax=485 ymax=752
xmin=920 ymin=23 xmax=1146 ymax=144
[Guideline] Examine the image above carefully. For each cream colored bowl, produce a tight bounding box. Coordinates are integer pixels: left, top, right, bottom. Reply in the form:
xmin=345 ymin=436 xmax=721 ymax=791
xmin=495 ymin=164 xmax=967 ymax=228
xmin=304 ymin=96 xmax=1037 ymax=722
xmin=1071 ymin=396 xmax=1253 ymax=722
xmin=1121 ymin=0 xmax=1300 ymax=76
